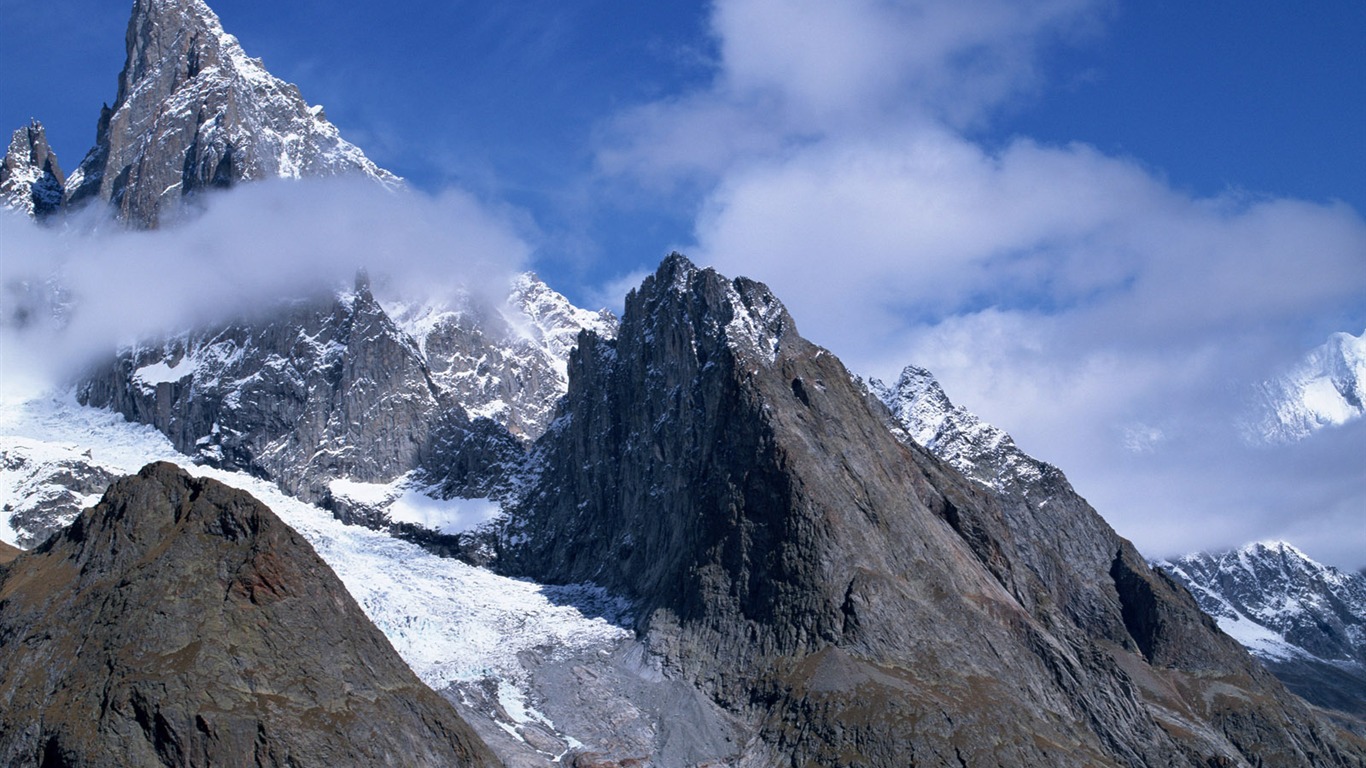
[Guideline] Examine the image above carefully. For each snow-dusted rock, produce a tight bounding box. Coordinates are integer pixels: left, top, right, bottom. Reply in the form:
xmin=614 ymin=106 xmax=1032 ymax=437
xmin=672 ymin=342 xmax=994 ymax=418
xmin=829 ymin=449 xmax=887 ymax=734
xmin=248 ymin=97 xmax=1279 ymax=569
xmin=1158 ymin=541 xmax=1366 ymax=716
xmin=77 ymin=272 xmax=611 ymax=518
xmin=0 ymin=120 xmax=64 ymax=218
xmin=1244 ymin=329 xmax=1366 ymax=444
xmin=65 ymin=0 xmax=398 ymax=227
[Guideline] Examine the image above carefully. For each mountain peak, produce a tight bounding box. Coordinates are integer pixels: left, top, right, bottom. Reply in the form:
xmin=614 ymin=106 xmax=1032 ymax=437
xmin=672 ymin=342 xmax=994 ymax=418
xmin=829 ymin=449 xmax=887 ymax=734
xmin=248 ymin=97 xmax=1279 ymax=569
xmin=64 ymin=0 xmax=399 ymax=227
xmin=0 ymin=119 xmax=65 ymax=218
xmin=1243 ymin=328 xmax=1366 ymax=444
xmin=1158 ymin=540 xmax=1366 ymax=717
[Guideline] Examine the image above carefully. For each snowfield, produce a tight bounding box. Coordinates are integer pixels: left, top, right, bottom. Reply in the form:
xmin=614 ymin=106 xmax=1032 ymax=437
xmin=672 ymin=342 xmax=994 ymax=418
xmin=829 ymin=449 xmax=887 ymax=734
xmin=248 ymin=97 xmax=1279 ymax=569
xmin=0 ymin=390 xmax=631 ymax=700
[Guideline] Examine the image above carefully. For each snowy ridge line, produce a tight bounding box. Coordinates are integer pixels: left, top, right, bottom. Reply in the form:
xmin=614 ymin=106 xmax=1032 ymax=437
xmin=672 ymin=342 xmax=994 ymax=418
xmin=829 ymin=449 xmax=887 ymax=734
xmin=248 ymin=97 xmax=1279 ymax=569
xmin=1156 ymin=540 xmax=1366 ymax=667
xmin=1243 ymin=328 xmax=1366 ymax=445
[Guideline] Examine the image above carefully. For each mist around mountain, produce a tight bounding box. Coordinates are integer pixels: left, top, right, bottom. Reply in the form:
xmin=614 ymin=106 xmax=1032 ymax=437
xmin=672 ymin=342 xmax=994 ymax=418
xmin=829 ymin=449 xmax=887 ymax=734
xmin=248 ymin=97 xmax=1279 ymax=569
xmin=1243 ymin=329 xmax=1366 ymax=445
xmin=2 ymin=0 xmax=1366 ymax=765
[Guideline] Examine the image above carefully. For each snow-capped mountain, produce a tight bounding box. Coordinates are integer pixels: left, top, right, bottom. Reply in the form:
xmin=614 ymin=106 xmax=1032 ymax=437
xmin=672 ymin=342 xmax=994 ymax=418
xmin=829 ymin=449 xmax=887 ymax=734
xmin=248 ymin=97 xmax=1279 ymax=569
xmin=4 ymin=0 xmax=1365 ymax=763
xmin=1244 ymin=329 xmax=1366 ymax=444
xmin=0 ymin=121 xmax=65 ymax=218
xmin=870 ymin=364 xmax=1056 ymax=500
xmin=59 ymin=0 xmax=398 ymax=226
xmin=1159 ymin=542 xmax=1366 ymax=717
xmin=70 ymin=270 xmax=610 ymax=541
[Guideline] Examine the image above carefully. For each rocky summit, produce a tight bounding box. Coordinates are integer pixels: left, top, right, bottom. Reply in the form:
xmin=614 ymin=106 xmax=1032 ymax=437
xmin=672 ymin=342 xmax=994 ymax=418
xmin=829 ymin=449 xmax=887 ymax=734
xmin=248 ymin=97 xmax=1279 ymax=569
xmin=4 ymin=0 xmax=1366 ymax=765
xmin=58 ymin=0 xmax=397 ymax=226
xmin=500 ymin=254 xmax=1366 ymax=766
xmin=0 ymin=462 xmax=497 ymax=768
xmin=0 ymin=120 xmax=66 ymax=218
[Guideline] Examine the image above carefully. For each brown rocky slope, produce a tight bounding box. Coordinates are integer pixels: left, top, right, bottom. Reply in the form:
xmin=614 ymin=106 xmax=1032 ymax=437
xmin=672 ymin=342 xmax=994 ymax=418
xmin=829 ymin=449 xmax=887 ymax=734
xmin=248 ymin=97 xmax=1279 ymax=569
xmin=0 ymin=462 xmax=497 ymax=767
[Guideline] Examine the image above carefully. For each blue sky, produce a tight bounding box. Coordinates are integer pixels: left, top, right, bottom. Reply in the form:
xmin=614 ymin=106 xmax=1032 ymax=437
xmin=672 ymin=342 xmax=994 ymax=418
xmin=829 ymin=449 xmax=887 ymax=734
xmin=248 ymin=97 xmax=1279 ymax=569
xmin=2 ymin=0 xmax=1364 ymax=565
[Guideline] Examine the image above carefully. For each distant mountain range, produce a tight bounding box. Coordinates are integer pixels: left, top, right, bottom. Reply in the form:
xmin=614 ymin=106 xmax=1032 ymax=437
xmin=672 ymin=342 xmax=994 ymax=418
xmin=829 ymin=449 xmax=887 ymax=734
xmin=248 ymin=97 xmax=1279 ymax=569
xmin=1159 ymin=542 xmax=1366 ymax=721
xmin=1243 ymin=329 xmax=1366 ymax=444
xmin=1 ymin=0 xmax=1364 ymax=765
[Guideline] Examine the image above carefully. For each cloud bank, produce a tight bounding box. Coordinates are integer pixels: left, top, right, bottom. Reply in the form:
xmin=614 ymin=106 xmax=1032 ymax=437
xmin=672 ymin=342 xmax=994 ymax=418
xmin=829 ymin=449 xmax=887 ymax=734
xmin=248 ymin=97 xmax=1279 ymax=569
xmin=1 ymin=179 xmax=531 ymax=397
xmin=596 ymin=0 xmax=1366 ymax=567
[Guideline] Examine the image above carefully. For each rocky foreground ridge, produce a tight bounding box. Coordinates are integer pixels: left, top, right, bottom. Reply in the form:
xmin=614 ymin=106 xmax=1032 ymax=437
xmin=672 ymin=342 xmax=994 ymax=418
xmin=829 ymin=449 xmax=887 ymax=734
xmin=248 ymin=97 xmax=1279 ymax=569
xmin=0 ymin=462 xmax=497 ymax=767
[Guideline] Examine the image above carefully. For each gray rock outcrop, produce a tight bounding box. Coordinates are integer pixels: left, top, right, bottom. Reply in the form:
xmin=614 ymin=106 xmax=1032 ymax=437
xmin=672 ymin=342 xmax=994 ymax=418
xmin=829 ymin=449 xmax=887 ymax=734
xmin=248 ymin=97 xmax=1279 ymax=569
xmin=64 ymin=0 xmax=399 ymax=227
xmin=0 ymin=461 xmax=498 ymax=767
xmin=501 ymin=254 xmax=1366 ymax=766
xmin=0 ymin=120 xmax=65 ymax=218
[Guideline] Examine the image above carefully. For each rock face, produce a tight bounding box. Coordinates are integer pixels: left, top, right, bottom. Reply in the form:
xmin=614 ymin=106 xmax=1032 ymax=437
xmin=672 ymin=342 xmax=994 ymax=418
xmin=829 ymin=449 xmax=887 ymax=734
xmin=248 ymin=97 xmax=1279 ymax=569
xmin=77 ymin=273 xmax=610 ymax=521
xmin=1243 ymin=329 xmax=1366 ymax=444
xmin=0 ymin=120 xmax=65 ymax=218
xmin=0 ymin=440 xmax=117 ymax=548
xmin=1160 ymin=542 xmax=1366 ymax=719
xmin=502 ymin=254 xmax=1366 ymax=766
xmin=0 ymin=461 xmax=497 ymax=767
xmin=64 ymin=0 xmax=398 ymax=227
xmin=77 ymin=277 xmax=509 ymax=505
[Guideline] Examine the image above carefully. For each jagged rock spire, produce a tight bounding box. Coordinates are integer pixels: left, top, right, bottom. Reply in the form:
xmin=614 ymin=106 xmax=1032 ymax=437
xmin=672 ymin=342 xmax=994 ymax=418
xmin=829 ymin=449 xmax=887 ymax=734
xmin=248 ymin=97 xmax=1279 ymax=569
xmin=64 ymin=0 xmax=399 ymax=227
xmin=0 ymin=120 xmax=65 ymax=218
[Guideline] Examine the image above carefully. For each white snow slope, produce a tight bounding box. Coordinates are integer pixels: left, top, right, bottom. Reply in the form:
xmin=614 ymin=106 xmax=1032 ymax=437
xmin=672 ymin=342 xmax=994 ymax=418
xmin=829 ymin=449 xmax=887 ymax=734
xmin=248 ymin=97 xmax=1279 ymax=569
xmin=0 ymin=390 xmax=631 ymax=749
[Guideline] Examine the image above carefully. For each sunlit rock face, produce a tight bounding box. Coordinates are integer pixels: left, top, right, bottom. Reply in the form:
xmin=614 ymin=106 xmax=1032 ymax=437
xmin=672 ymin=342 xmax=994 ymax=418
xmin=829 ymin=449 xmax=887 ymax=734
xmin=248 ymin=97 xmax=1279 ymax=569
xmin=0 ymin=121 xmax=65 ymax=218
xmin=500 ymin=254 xmax=1366 ymax=767
xmin=64 ymin=0 xmax=398 ymax=227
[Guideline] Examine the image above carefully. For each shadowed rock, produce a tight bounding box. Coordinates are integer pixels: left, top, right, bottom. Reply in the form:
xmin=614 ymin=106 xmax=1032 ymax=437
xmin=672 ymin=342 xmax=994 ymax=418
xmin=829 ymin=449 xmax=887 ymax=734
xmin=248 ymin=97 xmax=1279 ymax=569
xmin=502 ymin=254 xmax=1366 ymax=766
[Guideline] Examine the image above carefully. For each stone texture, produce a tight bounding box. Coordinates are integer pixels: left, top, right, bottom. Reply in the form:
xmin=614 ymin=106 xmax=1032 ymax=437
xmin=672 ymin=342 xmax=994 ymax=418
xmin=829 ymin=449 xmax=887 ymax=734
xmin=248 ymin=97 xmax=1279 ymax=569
xmin=501 ymin=254 xmax=1366 ymax=767
xmin=0 ymin=461 xmax=497 ymax=767
xmin=64 ymin=0 xmax=398 ymax=227
xmin=0 ymin=120 xmax=65 ymax=218
xmin=77 ymin=278 xmax=515 ymax=506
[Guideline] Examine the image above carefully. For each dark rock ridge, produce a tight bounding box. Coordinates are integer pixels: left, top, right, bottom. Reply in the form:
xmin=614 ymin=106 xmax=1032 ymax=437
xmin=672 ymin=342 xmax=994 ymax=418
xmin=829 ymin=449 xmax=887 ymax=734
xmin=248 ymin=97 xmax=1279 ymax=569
xmin=877 ymin=367 xmax=1366 ymax=725
xmin=1160 ymin=542 xmax=1366 ymax=720
xmin=63 ymin=0 xmax=398 ymax=227
xmin=0 ymin=461 xmax=497 ymax=767
xmin=0 ymin=120 xmax=65 ymax=218
xmin=501 ymin=254 xmax=1366 ymax=766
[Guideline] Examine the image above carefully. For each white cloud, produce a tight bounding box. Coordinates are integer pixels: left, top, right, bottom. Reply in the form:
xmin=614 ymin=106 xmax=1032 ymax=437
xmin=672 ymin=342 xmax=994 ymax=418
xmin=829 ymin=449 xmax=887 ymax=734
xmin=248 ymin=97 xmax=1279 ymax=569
xmin=594 ymin=0 xmax=1366 ymax=567
xmin=0 ymin=179 xmax=531 ymax=393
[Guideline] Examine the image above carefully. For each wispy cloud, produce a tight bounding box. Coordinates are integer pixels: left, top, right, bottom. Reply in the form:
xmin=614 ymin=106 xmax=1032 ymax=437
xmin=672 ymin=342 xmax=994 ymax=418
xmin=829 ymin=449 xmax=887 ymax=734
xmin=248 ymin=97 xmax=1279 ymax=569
xmin=594 ymin=0 xmax=1366 ymax=567
xmin=1 ymin=179 xmax=531 ymax=395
